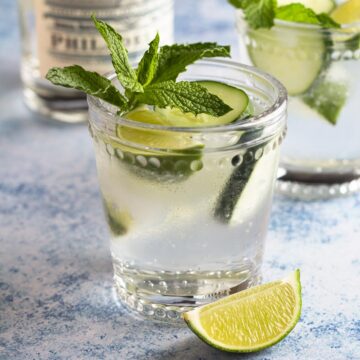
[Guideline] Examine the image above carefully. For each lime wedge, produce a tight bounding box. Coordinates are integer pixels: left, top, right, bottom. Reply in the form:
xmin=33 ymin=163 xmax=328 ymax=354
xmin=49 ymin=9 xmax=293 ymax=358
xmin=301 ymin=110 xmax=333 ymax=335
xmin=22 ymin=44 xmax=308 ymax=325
xmin=331 ymin=0 xmax=360 ymax=24
xmin=183 ymin=270 xmax=302 ymax=353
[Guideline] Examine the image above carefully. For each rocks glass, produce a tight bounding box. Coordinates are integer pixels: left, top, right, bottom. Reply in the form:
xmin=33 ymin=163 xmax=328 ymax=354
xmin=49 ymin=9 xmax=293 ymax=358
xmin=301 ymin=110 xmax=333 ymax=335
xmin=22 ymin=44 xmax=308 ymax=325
xmin=237 ymin=12 xmax=360 ymax=199
xmin=88 ymin=59 xmax=287 ymax=321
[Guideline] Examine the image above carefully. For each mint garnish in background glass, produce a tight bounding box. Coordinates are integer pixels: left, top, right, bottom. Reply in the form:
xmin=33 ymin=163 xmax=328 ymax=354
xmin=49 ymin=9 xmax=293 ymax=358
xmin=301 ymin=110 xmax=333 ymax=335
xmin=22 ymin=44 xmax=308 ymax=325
xmin=228 ymin=0 xmax=340 ymax=29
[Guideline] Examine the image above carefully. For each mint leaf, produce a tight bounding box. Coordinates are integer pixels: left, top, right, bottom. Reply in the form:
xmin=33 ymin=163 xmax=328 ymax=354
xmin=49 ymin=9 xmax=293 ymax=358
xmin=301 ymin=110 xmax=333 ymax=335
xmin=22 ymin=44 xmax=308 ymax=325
xmin=136 ymin=33 xmax=160 ymax=86
xmin=276 ymin=4 xmax=319 ymax=24
xmin=276 ymin=4 xmax=341 ymax=27
xmin=244 ymin=0 xmax=276 ymax=29
xmin=227 ymin=0 xmax=252 ymax=8
xmin=135 ymin=81 xmax=233 ymax=116
xmin=316 ymin=13 xmax=341 ymax=28
xmin=92 ymin=16 xmax=143 ymax=93
xmin=46 ymin=65 xmax=128 ymax=111
xmin=151 ymin=43 xmax=231 ymax=84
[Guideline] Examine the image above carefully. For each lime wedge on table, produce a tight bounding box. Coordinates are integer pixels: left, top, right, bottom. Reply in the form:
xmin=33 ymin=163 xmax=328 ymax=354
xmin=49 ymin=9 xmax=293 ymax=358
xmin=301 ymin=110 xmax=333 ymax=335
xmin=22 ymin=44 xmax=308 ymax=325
xmin=331 ymin=0 xmax=360 ymax=24
xmin=183 ymin=270 xmax=302 ymax=353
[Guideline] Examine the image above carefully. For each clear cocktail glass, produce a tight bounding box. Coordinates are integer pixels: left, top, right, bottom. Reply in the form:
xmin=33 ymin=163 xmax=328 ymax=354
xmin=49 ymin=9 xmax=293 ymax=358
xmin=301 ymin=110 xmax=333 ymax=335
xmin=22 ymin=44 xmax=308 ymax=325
xmin=88 ymin=59 xmax=287 ymax=321
xmin=236 ymin=12 xmax=360 ymax=199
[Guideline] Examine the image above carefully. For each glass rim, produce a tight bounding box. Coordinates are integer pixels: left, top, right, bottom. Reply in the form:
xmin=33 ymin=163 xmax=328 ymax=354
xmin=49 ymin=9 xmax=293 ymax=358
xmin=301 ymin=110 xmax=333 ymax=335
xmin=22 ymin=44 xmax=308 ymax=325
xmin=87 ymin=58 xmax=287 ymax=135
xmin=236 ymin=9 xmax=360 ymax=33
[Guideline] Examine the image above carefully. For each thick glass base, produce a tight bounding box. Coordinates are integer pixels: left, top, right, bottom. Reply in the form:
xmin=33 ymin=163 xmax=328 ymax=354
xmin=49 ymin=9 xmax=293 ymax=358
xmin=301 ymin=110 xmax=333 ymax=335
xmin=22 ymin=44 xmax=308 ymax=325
xmin=113 ymin=261 xmax=261 ymax=322
xmin=23 ymin=87 xmax=88 ymax=123
xmin=276 ymin=171 xmax=360 ymax=200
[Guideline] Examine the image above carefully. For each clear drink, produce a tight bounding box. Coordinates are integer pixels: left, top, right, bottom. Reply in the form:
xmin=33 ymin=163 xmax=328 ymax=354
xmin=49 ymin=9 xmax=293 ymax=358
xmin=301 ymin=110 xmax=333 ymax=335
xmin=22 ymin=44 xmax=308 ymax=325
xmin=237 ymin=12 xmax=360 ymax=199
xmin=17 ymin=0 xmax=174 ymax=123
xmin=88 ymin=59 xmax=287 ymax=321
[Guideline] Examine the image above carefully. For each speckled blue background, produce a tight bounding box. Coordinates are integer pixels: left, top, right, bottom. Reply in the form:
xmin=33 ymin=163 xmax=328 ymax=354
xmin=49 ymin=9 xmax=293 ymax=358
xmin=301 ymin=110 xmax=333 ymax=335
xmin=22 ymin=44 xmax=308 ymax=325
xmin=0 ymin=1 xmax=359 ymax=359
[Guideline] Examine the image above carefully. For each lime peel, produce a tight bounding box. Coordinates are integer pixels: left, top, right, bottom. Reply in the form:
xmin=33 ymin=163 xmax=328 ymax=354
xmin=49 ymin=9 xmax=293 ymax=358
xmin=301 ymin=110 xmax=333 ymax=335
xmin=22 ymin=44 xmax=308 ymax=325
xmin=331 ymin=0 xmax=360 ymax=24
xmin=183 ymin=270 xmax=302 ymax=353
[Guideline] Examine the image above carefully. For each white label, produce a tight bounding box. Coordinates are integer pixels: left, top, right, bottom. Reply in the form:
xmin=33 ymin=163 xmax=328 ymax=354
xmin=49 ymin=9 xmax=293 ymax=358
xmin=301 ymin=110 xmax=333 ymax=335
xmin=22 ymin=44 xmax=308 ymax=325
xmin=35 ymin=0 xmax=174 ymax=77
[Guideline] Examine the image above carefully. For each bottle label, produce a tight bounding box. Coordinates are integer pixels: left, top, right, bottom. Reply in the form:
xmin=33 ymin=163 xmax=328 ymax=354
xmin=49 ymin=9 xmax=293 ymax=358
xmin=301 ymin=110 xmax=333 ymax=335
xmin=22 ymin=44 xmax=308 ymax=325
xmin=34 ymin=0 xmax=174 ymax=77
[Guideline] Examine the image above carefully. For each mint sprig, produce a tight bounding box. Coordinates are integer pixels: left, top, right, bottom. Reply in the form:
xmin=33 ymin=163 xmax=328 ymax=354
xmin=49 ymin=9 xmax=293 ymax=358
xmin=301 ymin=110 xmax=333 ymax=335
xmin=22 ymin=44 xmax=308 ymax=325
xmin=229 ymin=0 xmax=340 ymax=29
xmin=46 ymin=16 xmax=232 ymax=118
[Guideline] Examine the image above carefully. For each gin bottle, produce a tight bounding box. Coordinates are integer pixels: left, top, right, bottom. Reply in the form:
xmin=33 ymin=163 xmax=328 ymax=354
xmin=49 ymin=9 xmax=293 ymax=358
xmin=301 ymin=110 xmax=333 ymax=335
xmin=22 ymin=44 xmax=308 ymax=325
xmin=18 ymin=0 xmax=174 ymax=122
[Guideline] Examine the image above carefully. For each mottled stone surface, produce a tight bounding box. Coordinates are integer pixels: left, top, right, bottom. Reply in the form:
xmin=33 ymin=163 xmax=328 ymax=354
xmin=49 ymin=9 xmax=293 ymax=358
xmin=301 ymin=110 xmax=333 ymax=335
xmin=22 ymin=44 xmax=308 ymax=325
xmin=0 ymin=1 xmax=359 ymax=359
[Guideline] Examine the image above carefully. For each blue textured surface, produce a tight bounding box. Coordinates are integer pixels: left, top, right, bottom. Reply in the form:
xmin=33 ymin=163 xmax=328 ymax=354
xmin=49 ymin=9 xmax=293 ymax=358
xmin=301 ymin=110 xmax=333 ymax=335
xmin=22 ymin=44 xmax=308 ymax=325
xmin=0 ymin=1 xmax=359 ymax=359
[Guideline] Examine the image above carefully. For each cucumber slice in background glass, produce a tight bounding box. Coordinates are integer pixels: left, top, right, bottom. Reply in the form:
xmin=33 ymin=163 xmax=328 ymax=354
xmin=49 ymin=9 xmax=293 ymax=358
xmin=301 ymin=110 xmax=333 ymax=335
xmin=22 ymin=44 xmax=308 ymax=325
xmin=247 ymin=27 xmax=326 ymax=96
xmin=155 ymin=81 xmax=249 ymax=126
xmin=301 ymin=69 xmax=348 ymax=125
xmin=344 ymin=34 xmax=360 ymax=51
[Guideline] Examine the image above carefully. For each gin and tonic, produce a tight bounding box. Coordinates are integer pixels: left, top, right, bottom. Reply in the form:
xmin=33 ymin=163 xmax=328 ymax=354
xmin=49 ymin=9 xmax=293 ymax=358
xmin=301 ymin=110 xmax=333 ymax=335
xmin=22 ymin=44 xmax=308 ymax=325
xmin=88 ymin=59 xmax=287 ymax=320
xmin=236 ymin=1 xmax=360 ymax=199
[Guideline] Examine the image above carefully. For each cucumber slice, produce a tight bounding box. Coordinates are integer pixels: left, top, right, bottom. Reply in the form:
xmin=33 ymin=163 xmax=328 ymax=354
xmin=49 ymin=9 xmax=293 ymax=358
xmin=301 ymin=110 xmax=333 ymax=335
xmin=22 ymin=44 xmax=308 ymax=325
xmin=277 ymin=0 xmax=336 ymax=14
xmin=155 ymin=81 xmax=249 ymax=126
xmin=344 ymin=34 xmax=360 ymax=52
xmin=102 ymin=199 xmax=133 ymax=236
xmin=214 ymin=143 xmax=263 ymax=223
xmin=301 ymin=67 xmax=348 ymax=125
xmin=247 ymin=28 xmax=326 ymax=95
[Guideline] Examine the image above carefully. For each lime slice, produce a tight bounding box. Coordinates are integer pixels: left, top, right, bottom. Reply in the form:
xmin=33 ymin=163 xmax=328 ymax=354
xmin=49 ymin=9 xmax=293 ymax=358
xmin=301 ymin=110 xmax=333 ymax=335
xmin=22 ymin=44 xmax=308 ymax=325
xmin=121 ymin=108 xmax=197 ymax=151
xmin=183 ymin=270 xmax=302 ymax=353
xmin=331 ymin=0 xmax=360 ymax=24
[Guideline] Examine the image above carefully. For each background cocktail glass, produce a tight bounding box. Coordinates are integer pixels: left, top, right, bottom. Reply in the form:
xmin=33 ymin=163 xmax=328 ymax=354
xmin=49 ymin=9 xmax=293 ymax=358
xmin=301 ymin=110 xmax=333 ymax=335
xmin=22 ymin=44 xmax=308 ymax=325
xmin=236 ymin=12 xmax=360 ymax=199
xmin=88 ymin=59 xmax=287 ymax=321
